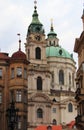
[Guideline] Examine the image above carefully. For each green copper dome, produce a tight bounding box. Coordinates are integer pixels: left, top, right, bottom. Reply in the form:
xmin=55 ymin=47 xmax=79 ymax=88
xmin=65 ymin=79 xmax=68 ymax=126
xmin=46 ymin=46 xmax=73 ymax=60
xmin=27 ymin=4 xmax=44 ymax=36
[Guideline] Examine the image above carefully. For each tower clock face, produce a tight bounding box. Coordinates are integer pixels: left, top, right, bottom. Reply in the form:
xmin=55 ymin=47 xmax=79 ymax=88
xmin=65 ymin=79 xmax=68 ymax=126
xmin=35 ymin=35 xmax=41 ymax=41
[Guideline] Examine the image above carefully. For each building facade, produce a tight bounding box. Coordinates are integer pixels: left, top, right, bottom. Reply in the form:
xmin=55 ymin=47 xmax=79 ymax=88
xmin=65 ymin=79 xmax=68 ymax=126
xmin=25 ymin=2 xmax=77 ymax=130
xmin=0 ymin=41 xmax=29 ymax=130
xmin=0 ymin=2 xmax=77 ymax=130
xmin=74 ymin=9 xmax=84 ymax=130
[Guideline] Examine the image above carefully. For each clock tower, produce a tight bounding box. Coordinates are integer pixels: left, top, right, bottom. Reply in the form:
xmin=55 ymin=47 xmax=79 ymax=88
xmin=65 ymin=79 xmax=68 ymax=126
xmin=25 ymin=1 xmax=51 ymax=129
xmin=25 ymin=1 xmax=47 ymax=65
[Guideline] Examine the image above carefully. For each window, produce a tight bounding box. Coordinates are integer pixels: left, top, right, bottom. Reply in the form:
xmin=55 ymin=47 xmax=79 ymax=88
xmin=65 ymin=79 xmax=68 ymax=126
xmin=35 ymin=47 xmax=41 ymax=59
xmin=24 ymin=68 xmax=27 ymax=79
xmin=16 ymin=90 xmax=22 ymax=102
xmin=0 ymin=68 xmax=2 ymax=79
xmin=59 ymin=70 xmax=64 ymax=85
xmin=52 ymin=108 xmax=56 ymax=113
xmin=72 ymin=73 xmax=74 ymax=87
xmin=0 ymin=92 xmax=2 ymax=104
xmin=11 ymin=68 xmax=15 ymax=78
xmin=68 ymin=103 xmax=73 ymax=112
xmin=28 ymin=49 xmax=30 ymax=59
xmin=52 ymin=119 xmax=57 ymax=125
xmin=17 ymin=67 xmax=22 ymax=77
xmin=23 ymin=116 xmax=27 ymax=130
xmin=17 ymin=116 xmax=21 ymax=129
xmin=69 ymin=73 xmax=71 ymax=85
xmin=37 ymin=108 xmax=43 ymax=118
xmin=37 ymin=76 xmax=42 ymax=90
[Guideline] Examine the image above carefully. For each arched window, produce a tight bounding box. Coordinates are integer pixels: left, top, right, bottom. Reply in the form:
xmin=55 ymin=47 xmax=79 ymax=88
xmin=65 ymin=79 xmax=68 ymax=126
xmin=69 ymin=73 xmax=71 ymax=85
xmin=68 ymin=103 xmax=73 ymax=112
xmin=37 ymin=108 xmax=43 ymax=118
xmin=59 ymin=70 xmax=64 ymax=85
xmin=35 ymin=47 xmax=41 ymax=59
xmin=37 ymin=76 xmax=42 ymax=90
xmin=52 ymin=119 xmax=57 ymax=125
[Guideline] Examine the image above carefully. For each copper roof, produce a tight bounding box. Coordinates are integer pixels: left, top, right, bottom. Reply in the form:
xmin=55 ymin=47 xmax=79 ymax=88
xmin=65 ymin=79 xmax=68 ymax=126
xmin=11 ymin=50 xmax=26 ymax=60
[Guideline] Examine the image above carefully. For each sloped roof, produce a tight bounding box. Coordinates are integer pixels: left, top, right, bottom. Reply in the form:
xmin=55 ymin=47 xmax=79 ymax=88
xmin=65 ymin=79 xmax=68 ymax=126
xmin=0 ymin=52 xmax=10 ymax=60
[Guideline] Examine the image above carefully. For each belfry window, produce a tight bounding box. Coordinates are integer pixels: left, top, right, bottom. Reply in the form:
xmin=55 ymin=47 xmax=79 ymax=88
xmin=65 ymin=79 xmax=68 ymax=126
xmin=35 ymin=47 xmax=41 ymax=59
xmin=68 ymin=103 xmax=73 ymax=112
xmin=37 ymin=108 xmax=43 ymax=118
xmin=37 ymin=76 xmax=42 ymax=90
xmin=59 ymin=70 xmax=64 ymax=85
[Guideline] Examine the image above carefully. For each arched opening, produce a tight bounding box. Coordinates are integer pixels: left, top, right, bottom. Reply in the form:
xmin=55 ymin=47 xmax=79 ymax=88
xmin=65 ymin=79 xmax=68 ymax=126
xmin=52 ymin=119 xmax=57 ymax=125
xmin=37 ymin=108 xmax=43 ymax=118
xmin=35 ymin=47 xmax=41 ymax=59
xmin=59 ymin=70 xmax=64 ymax=85
xmin=68 ymin=103 xmax=73 ymax=112
xmin=37 ymin=76 xmax=42 ymax=90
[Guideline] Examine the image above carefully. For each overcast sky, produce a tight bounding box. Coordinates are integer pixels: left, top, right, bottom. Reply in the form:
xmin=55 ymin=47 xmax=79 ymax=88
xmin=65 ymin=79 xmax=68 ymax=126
xmin=0 ymin=0 xmax=83 ymax=67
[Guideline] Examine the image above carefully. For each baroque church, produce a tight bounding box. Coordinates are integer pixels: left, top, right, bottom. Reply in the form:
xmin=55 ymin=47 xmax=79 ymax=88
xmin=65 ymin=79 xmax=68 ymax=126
xmin=26 ymin=1 xmax=77 ymax=130
xmin=0 ymin=1 xmax=77 ymax=130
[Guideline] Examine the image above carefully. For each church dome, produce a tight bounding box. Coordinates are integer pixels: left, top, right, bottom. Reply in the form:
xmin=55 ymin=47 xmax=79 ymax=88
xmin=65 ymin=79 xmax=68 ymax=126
xmin=46 ymin=46 xmax=73 ymax=60
xmin=11 ymin=50 xmax=26 ymax=60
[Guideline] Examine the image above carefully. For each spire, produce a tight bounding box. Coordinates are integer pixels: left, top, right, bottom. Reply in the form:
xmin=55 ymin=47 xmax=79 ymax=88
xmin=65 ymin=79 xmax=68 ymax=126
xmin=51 ymin=19 xmax=54 ymax=32
xmin=47 ymin=19 xmax=57 ymax=37
xmin=17 ymin=33 xmax=21 ymax=51
xmin=31 ymin=0 xmax=41 ymax=24
xmin=81 ymin=2 xmax=84 ymax=31
xmin=27 ymin=1 xmax=44 ymax=35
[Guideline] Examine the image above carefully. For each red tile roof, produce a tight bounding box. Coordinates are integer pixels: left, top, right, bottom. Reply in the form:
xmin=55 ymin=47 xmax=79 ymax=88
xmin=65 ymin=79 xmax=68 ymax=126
xmin=35 ymin=125 xmax=62 ymax=130
xmin=67 ymin=120 xmax=75 ymax=128
xmin=0 ymin=52 xmax=9 ymax=60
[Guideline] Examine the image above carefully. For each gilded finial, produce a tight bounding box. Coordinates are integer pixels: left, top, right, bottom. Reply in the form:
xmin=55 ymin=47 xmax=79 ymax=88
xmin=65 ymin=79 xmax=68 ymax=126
xmin=34 ymin=0 xmax=37 ymax=10
xmin=17 ymin=33 xmax=21 ymax=51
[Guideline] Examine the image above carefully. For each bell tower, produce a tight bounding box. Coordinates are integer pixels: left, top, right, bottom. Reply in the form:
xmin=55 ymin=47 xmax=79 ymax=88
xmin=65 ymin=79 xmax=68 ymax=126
xmin=25 ymin=1 xmax=52 ymax=129
xmin=25 ymin=0 xmax=47 ymax=65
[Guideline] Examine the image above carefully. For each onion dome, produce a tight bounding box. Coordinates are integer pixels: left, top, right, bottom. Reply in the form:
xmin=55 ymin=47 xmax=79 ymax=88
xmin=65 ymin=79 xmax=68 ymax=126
xmin=47 ymin=20 xmax=57 ymax=38
xmin=0 ymin=52 xmax=10 ymax=60
xmin=27 ymin=1 xmax=45 ymax=36
xmin=46 ymin=46 xmax=73 ymax=60
xmin=11 ymin=50 xmax=26 ymax=60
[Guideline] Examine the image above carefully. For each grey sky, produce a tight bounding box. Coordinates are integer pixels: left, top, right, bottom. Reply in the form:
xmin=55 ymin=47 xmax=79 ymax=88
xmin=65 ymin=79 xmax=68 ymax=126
xmin=0 ymin=0 xmax=83 ymax=67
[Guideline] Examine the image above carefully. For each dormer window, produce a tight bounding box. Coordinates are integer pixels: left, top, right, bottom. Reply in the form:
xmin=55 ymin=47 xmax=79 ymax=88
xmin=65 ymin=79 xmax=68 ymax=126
xmin=0 ymin=68 xmax=2 ymax=79
xmin=17 ymin=67 xmax=22 ymax=78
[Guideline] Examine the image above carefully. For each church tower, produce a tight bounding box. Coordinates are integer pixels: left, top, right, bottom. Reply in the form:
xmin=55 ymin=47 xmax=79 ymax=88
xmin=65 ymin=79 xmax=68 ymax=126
xmin=25 ymin=1 xmax=52 ymax=130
